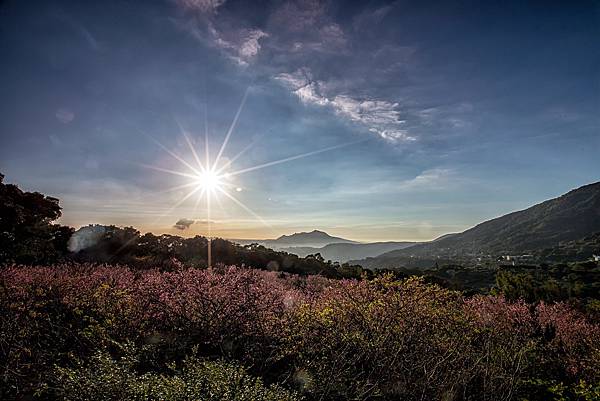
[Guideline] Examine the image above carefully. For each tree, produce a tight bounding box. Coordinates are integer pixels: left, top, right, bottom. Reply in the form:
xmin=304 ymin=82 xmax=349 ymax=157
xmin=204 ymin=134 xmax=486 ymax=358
xmin=0 ymin=173 xmax=73 ymax=265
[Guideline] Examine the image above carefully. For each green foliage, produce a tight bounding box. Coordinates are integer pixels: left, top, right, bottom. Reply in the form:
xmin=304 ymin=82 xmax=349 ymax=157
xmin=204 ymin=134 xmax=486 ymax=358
xmin=53 ymin=349 xmax=301 ymax=401
xmin=280 ymin=276 xmax=478 ymax=400
xmin=495 ymin=263 xmax=600 ymax=303
xmin=518 ymin=379 xmax=600 ymax=401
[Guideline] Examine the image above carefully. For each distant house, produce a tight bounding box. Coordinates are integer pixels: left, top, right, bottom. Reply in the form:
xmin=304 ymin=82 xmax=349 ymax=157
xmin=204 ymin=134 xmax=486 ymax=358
xmin=500 ymin=254 xmax=535 ymax=265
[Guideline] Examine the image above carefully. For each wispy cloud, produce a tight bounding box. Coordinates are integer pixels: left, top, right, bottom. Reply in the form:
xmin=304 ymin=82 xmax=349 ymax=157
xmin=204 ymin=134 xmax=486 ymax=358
xmin=208 ymin=24 xmax=268 ymax=65
xmin=352 ymin=3 xmax=394 ymax=31
xmin=174 ymin=0 xmax=346 ymax=64
xmin=173 ymin=0 xmax=267 ymax=66
xmin=267 ymin=0 xmax=347 ymax=55
xmin=55 ymin=108 xmax=75 ymax=124
xmin=174 ymin=0 xmax=226 ymax=14
xmin=171 ymin=0 xmax=470 ymax=143
xmin=269 ymin=0 xmax=325 ymax=32
xmin=417 ymin=103 xmax=474 ymax=129
xmin=397 ymin=168 xmax=461 ymax=191
xmin=276 ymin=69 xmax=415 ymax=142
xmin=176 ymin=16 xmax=268 ymax=66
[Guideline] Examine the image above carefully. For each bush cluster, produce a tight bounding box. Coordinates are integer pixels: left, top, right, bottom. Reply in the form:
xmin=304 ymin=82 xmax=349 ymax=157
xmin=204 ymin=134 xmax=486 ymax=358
xmin=1 ymin=264 xmax=599 ymax=400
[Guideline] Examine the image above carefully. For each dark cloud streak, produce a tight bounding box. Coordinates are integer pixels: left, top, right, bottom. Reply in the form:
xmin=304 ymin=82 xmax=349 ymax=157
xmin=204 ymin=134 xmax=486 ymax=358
xmin=173 ymin=218 xmax=195 ymax=230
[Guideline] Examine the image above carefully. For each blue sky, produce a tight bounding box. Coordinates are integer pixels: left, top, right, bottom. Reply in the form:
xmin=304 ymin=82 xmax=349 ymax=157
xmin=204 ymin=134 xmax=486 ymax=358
xmin=0 ymin=0 xmax=598 ymax=241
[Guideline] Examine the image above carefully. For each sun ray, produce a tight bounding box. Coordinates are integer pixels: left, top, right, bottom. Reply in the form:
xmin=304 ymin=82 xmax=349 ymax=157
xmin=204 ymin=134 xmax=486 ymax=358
xmin=216 ymin=186 xmax=275 ymax=233
xmin=214 ymin=140 xmax=256 ymax=175
xmin=145 ymin=134 xmax=202 ymax=176
xmin=204 ymin=115 xmax=210 ymax=171
xmin=145 ymin=92 xmax=365 ymax=251
xmin=178 ymin=120 xmax=205 ymax=172
xmin=216 ymin=180 xmax=236 ymax=188
xmin=212 ymin=189 xmax=229 ymax=217
xmin=156 ymin=181 xmax=201 ymax=194
xmin=227 ymin=139 xmax=366 ymax=178
xmin=207 ymin=188 xmax=211 ymax=238
xmin=153 ymin=185 xmax=203 ymax=224
xmin=194 ymin=187 xmax=207 ymax=214
xmin=213 ymin=87 xmax=249 ymax=171
xmin=139 ymin=163 xmax=199 ymax=179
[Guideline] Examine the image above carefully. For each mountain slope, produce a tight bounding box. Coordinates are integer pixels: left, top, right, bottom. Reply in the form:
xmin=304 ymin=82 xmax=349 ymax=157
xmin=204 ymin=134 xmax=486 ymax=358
xmin=279 ymin=241 xmax=419 ymax=263
xmin=536 ymin=232 xmax=600 ymax=262
xmin=355 ymin=182 xmax=600 ymax=268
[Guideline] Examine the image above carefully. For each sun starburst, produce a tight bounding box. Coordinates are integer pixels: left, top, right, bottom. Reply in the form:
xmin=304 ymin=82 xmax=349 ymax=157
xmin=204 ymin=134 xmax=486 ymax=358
xmin=140 ymin=87 xmax=365 ymax=266
xmin=194 ymin=168 xmax=224 ymax=193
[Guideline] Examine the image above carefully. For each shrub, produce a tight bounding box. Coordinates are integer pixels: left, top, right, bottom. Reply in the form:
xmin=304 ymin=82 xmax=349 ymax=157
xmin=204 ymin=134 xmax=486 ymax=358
xmin=1 ymin=264 xmax=599 ymax=400
xmin=53 ymin=349 xmax=301 ymax=401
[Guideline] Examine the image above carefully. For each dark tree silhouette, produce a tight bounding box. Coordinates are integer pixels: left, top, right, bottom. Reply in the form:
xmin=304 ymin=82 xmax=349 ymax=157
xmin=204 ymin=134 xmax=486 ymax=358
xmin=0 ymin=173 xmax=73 ymax=264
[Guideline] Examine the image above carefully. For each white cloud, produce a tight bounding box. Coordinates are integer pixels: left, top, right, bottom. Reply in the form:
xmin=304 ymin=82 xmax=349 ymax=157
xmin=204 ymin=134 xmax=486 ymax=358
xmin=333 ymin=96 xmax=398 ymax=124
xmin=275 ymin=71 xmax=310 ymax=89
xmin=56 ymin=108 xmax=75 ymax=124
xmin=268 ymin=1 xmax=347 ymax=54
xmin=277 ymin=71 xmax=330 ymax=106
xmin=397 ymin=168 xmax=458 ymax=191
xmin=173 ymin=0 xmax=267 ymax=66
xmin=207 ymin=25 xmax=269 ymax=65
xmin=275 ymin=69 xmax=415 ymax=142
xmin=270 ymin=0 xmax=326 ymax=32
xmin=174 ymin=0 xmax=347 ymax=70
xmin=237 ymin=29 xmax=269 ymax=60
xmin=172 ymin=0 xmax=423 ymax=143
xmin=417 ymin=103 xmax=474 ymax=129
xmin=174 ymin=0 xmax=226 ymax=13
xmin=353 ymin=4 xmax=394 ymax=30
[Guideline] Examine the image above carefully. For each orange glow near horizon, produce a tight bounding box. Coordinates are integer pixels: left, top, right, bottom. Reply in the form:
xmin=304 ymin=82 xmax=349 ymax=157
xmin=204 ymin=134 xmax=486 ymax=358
xmin=138 ymin=88 xmax=364 ymax=241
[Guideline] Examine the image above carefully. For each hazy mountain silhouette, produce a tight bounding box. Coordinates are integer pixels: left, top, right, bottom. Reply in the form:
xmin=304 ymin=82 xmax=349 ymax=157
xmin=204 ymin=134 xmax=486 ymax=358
xmin=354 ymin=182 xmax=600 ymax=268
xmin=269 ymin=230 xmax=357 ymax=246
xmin=278 ymin=241 xmax=419 ymax=263
xmin=234 ymin=230 xmax=357 ymax=249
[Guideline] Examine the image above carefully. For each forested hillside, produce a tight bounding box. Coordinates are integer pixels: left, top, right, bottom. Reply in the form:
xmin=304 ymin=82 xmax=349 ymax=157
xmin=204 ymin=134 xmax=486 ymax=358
xmin=355 ymin=182 xmax=600 ymax=268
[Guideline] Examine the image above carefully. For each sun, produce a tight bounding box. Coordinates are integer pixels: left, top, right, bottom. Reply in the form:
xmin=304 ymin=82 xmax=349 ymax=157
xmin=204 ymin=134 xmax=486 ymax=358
xmin=195 ymin=169 xmax=223 ymax=192
xmin=141 ymin=87 xmax=363 ymax=242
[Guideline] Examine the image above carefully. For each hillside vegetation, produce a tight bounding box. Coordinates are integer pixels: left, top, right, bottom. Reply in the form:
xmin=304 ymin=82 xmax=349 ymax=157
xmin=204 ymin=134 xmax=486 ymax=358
xmin=2 ymin=265 xmax=599 ymax=400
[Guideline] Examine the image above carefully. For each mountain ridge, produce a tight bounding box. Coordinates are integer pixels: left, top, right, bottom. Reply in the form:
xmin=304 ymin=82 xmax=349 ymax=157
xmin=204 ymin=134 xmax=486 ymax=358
xmin=353 ymin=182 xmax=600 ymax=268
xmin=231 ymin=229 xmax=358 ymax=249
xmin=278 ymin=241 xmax=419 ymax=263
xmin=270 ymin=230 xmax=357 ymax=246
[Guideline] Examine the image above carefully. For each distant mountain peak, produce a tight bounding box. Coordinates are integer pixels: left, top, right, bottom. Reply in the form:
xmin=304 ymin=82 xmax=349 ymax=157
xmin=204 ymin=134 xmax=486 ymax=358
xmin=270 ymin=230 xmax=357 ymax=247
xmin=276 ymin=230 xmax=338 ymax=240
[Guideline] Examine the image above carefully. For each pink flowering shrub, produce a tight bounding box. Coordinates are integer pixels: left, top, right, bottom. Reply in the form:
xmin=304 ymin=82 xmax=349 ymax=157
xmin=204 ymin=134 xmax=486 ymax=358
xmin=465 ymin=295 xmax=600 ymax=400
xmin=536 ymin=302 xmax=600 ymax=380
xmin=1 ymin=264 xmax=599 ymax=400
